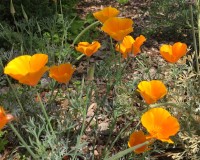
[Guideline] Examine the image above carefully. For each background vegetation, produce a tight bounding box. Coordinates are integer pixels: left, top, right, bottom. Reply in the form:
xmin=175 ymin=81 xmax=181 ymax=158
xmin=0 ymin=0 xmax=199 ymax=159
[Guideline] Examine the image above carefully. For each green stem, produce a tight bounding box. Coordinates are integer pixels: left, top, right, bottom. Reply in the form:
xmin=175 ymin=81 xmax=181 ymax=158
xmin=47 ymin=81 xmax=58 ymax=103
xmin=76 ymin=54 xmax=85 ymax=61
xmin=72 ymin=21 xmax=100 ymax=46
xmin=12 ymin=15 xmax=19 ymax=33
xmin=110 ymin=36 xmax=115 ymax=54
xmin=105 ymin=140 xmax=152 ymax=160
xmin=190 ymin=5 xmax=199 ymax=74
xmin=59 ymin=0 xmax=63 ymax=15
xmin=72 ymin=54 xmax=85 ymax=65
xmin=0 ymin=59 xmax=26 ymax=117
xmin=72 ymin=87 xmax=90 ymax=160
xmin=36 ymin=92 xmax=55 ymax=136
xmin=135 ymin=57 xmax=145 ymax=67
xmin=8 ymin=123 xmax=37 ymax=159
xmin=104 ymin=122 xmax=132 ymax=159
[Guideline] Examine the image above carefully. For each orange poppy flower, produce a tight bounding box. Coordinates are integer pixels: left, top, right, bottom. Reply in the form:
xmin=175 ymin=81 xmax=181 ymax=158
xmin=101 ymin=17 xmax=133 ymax=41
xmin=160 ymin=42 xmax=187 ymax=63
xmin=49 ymin=63 xmax=75 ymax=84
xmin=116 ymin=35 xmax=146 ymax=58
xmin=75 ymin=41 xmax=101 ymax=57
xmin=141 ymin=107 xmax=180 ymax=143
xmin=4 ymin=53 xmax=49 ymax=86
xmin=93 ymin=6 xmax=120 ymax=23
xmin=128 ymin=130 xmax=150 ymax=154
xmin=138 ymin=80 xmax=167 ymax=104
xmin=0 ymin=107 xmax=14 ymax=130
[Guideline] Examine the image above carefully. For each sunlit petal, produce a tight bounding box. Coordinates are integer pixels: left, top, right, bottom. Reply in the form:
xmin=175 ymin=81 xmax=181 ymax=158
xmin=138 ymin=80 xmax=167 ymax=104
xmin=101 ymin=17 xmax=133 ymax=41
xmin=49 ymin=63 xmax=75 ymax=83
xmin=93 ymin=6 xmax=120 ymax=23
xmin=0 ymin=107 xmax=14 ymax=130
xmin=141 ymin=108 xmax=180 ymax=143
xmin=160 ymin=42 xmax=187 ymax=63
xmin=128 ymin=130 xmax=150 ymax=154
xmin=4 ymin=53 xmax=48 ymax=86
xmin=76 ymin=41 xmax=101 ymax=57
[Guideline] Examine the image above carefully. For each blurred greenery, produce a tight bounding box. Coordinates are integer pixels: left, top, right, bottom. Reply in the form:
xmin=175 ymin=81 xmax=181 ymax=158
xmin=0 ymin=131 xmax=8 ymax=152
xmin=144 ymin=0 xmax=192 ymax=42
xmin=0 ymin=0 xmax=99 ymax=61
xmin=0 ymin=0 xmax=79 ymax=22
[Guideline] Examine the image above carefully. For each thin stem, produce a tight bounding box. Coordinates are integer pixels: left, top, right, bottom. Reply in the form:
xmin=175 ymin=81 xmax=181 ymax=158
xmin=197 ymin=2 xmax=200 ymax=74
xmin=72 ymin=54 xmax=85 ymax=65
xmin=190 ymin=5 xmax=199 ymax=74
xmin=12 ymin=15 xmax=19 ymax=33
xmin=59 ymin=0 xmax=63 ymax=15
xmin=72 ymin=86 xmax=91 ymax=160
xmin=0 ymin=59 xmax=26 ymax=117
xmin=47 ymin=81 xmax=58 ymax=103
xmin=9 ymin=123 xmax=37 ymax=159
xmin=72 ymin=21 xmax=100 ymax=47
xmin=105 ymin=140 xmax=152 ymax=160
xmin=76 ymin=54 xmax=85 ymax=61
xmin=36 ymin=92 xmax=55 ymax=136
xmin=104 ymin=122 xmax=132 ymax=159
xmin=110 ymin=36 xmax=115 ymax=54
xmin=72 ymin=108 xmax=87 ymax=160
xmin=135 ymin=57 xmax=145 ymax=67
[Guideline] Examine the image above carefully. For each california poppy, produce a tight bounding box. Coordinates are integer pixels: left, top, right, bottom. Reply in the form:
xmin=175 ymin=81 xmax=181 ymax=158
xmin=141 ymin=107 xmax=180 ymax=143
xmin=128 ymin=130 xmax=150 ymax=154
xmin=49 ymin=63 xmax=75 ymax=83
xmin=0 ymin=107 xmax=14 ymax=130
xmin=75 ymin=41 xmax=101 ymax=57
xmin=160 ymin=42 xmax=187 ymax=63
xmin=101 ymin=17 xmax=133 ymax=41
xmin=93 ymin=6 xmax=120 ymax=23
xmin=116 ymin=35 xmax=146 ymax=58
xmin=4 ymin=53 xmax=49 ymax=86
xmin=138 ymin=80 xmax=167 ymax=104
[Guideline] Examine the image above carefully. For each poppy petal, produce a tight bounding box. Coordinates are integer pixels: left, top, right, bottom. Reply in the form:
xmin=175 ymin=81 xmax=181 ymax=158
xmin=0 ymin=107 xmax=14 ymax=130
xmin=4 ymin=53 xmax=49 ymax=86
xmin=138 ymin=80 xmax=167 ymax=104
xmin=93 ymin=6 xmax=120 ymax=23
xmin=4 ymin=55 xmax=31 ymax=79
xmin=101 ymin=17 xmax=133 ymax=41
xmin=128 ymin=130 xmax=150 ymax=154
xmin=76 ymin=41 xmax=101 ymax=57
xmin=160 ymin=42 xmax=187 ymax=63
xmin=141 ymin=108 xmax=180 ymax=143
xmin=30 ymin=53 xmax=48 ymax=72
xmin=49 ymin=63 xmax=75 ymax=83
xmin=133 ymin=35 xmax=146 ymax=55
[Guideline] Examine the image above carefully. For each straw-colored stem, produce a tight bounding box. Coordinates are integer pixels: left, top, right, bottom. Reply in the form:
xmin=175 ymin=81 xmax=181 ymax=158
xmin=197 ymin=1 xmax=200 ymax=74
xmin=9 ymin=123 xmax=37 ymax=159
xmin=190 ymin=5 xmax=199 ymax=74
